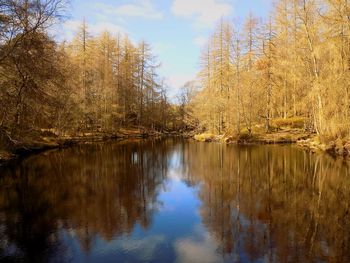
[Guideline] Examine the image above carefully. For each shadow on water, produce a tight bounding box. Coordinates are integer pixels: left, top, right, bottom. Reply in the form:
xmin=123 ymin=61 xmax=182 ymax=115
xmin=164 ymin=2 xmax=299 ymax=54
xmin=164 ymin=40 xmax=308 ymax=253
xmin=0 ymin=139 xmax=171 ymax=262
xmin=0 ymin=138 xmax=350 ymax=262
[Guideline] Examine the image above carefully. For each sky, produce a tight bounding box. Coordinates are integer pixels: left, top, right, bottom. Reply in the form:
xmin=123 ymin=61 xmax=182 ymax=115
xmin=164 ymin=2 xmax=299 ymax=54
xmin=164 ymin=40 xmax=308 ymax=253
xmin=56 ymin=0 xmax=273 ymax=98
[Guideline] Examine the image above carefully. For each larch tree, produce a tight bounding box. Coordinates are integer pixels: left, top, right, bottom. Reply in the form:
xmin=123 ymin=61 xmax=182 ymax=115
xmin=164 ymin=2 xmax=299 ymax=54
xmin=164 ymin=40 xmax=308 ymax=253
xmin=186 ymin=0 xmax=350 ymax=144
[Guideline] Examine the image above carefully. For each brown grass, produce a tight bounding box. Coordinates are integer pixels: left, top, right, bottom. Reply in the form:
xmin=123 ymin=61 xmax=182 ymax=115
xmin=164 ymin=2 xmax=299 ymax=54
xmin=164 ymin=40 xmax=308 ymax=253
xmin=194 ymin=133 xmax=217 ymax=142
xmin=272 ymin=117 xmax=305 ymax=129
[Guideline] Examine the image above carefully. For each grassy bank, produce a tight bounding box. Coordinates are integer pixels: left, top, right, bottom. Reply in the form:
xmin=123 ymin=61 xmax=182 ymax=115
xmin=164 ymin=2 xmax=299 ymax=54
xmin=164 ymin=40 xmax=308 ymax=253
xmin=298 ymin=136 xmax=350 ymax=156
xmin=193 ymin=120 xmax=350 ymax=157
xmin=193 ymin=128 xmax=311 ymax=144
xmin=193 ymin=118 xmax=311 ymax=145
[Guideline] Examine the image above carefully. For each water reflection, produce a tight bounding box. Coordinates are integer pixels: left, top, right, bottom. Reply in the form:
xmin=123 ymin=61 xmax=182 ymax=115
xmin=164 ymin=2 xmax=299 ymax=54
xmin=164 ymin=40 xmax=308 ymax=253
xmin=0 ymin=138 xmax=350 ymax=262
xmin=181 ymin=142 xmax=350 ymax=262
xmin=0 ymin=139 xmax=171 ymax=262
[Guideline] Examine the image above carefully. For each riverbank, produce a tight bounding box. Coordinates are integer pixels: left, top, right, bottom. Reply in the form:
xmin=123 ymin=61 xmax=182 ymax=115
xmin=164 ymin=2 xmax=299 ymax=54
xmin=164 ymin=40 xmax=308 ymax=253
xmin=3 ymin=127 xmax=348 ymax=166
xmin=193 ymin=128 xmax=350 ymax=157
xmin=0 ymin=127 xmax=163 ymax=166
xmin=297 ymin=136 xmax=350 ymax=156
xmin=193 ymin=128 xmax=311 ymax=144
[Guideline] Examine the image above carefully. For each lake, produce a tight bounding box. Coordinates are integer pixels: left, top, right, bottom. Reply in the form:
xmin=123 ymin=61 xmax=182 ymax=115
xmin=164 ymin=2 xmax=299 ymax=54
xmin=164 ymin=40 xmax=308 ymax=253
xmin=0 ymin=138 xmax=350 ymax=263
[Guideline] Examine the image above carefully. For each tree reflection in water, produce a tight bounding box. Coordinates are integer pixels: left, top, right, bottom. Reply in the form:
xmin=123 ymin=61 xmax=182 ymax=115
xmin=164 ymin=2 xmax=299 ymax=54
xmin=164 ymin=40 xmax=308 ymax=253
xmin=1 ymin=138 xmax=350 ymax=263
xmin=181 ymin=142 xmax=350 ymax=262
xmin=0 ymin=139 xmax=171 ymax=262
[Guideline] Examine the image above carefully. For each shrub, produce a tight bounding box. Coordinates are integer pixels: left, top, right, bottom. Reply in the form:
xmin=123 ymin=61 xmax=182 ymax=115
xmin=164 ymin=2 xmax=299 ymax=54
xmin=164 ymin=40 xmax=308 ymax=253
xmin=238 ymin=132 xmax=252 ymax=141
xmin=273 ymin=117 xmax=305 ymax=129
xmin=194 ymin=133 xmax=216 ymax=142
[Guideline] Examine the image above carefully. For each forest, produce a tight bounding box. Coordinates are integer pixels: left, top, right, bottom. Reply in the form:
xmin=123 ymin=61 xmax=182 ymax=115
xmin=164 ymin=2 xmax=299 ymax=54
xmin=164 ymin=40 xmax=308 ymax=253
xmin=180 ymin=0 xmax=350 ymax=150
xmin=1 ymin=1 xmax=350 ymax=261
xmin=0 ymin=0 xmax=179 ymax=152
xmin=0 ymin=0 xmax=350 ymax=158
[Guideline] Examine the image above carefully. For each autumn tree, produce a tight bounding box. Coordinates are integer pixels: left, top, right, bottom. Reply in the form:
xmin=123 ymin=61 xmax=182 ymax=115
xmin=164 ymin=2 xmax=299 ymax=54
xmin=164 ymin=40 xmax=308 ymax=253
xmin=186 ymin=0 xmax=350 ymax=144
xmin=0 ymin=0 xmax=71 ymax=138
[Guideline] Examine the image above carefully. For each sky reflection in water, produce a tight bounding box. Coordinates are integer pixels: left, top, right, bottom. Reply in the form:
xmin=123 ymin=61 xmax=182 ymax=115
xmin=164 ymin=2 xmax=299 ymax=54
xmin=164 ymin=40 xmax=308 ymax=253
xmin=1 ymin=138 xmax=350 ymax=263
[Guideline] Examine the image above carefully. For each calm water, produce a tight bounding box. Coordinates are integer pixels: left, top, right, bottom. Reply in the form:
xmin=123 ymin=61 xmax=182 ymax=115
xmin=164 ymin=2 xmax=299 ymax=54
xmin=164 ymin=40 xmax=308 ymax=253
xmin=1 ymin=138 xmax=350 ymax=263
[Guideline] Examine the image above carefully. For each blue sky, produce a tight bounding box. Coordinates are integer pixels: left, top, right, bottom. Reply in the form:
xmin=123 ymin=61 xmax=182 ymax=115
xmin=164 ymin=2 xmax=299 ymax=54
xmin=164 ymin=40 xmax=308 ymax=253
xmin=58 ymin=0 xmax=273 ymax=98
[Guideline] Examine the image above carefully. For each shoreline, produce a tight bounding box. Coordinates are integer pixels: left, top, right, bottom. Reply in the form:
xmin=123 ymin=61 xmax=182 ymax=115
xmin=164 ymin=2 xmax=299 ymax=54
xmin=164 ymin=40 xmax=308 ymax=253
xmin=193 ymin=129 xmax=312 ymax=144
xmin=192 ymin=130 xmax=350 ymax=158
xmin=2 ymin=129 xmax=348 ymax=166
xmin=0 ymin=128 xmax=167 ymax=166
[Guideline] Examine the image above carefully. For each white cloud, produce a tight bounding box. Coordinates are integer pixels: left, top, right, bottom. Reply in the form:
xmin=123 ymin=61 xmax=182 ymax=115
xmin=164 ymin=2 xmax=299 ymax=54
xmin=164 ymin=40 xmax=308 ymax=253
xmin=60 ymin=20 xmax=125 ymax=40
xmin=55 ymin=20 xmax=80 ymax=40
xmin=89 ymin=22 xmax=125 ymax=36
xmin=171 ymin=0 xmax=233 ymax=28
xmin=94 ymin=0 xmax=163 ymax=20
xmin=193 ymin=36 xmax=207 ymax=47
xmin=166 ymin=73 xmax=196 ymax=98
xmin=97 ymin=234 xmax=165 ymax=261
xmin=175 ymin=232 xmax=221 ymax=263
